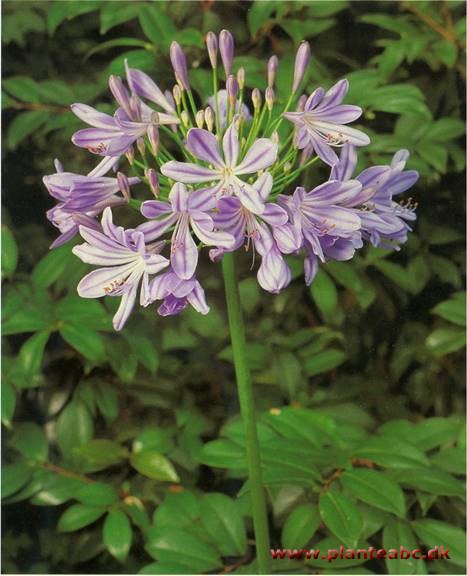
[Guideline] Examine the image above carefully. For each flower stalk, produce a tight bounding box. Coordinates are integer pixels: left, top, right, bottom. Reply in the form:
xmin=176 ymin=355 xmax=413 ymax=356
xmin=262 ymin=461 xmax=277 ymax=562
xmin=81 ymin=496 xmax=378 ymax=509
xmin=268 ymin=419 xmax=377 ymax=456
xmin=221 ymin=252 xmax=271 ymax=575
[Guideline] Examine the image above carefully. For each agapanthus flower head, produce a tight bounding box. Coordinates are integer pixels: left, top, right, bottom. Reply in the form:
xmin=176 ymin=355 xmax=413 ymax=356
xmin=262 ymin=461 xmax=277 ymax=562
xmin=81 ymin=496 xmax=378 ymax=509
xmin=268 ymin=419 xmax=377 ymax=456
xmin=44 ymin=29 xmax=419 ymax=329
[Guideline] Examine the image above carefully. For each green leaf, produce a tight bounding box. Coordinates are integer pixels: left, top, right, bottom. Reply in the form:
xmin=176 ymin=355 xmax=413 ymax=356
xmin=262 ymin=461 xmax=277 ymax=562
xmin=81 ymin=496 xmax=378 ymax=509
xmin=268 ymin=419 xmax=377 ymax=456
xmin=37 ymin=80 xmax=75 ymax=105
xmin=418 ymin=141 xmax=448 ymax=173
xmin=125 ymin=333 xmax=159 ymax=373
xmin=32 ymin=244 xmax=73 ymax=288
xmin=426 ymin=327 xmax=466 ymax=356
xmin=7 ymin=110 xmax=51 ymax=149
xmin=386 ymin=468 xmax=465 ymax=498
xmin=60 ymin=323 xmax=106 ymax=363
xmin=372 ymin=260 xmax=417 ymax=293
xmin=9 ymin=422 xmax=48 ymax=462
xmin=47 ymin=1 xmax=100 ymax=34
xmin=1 ymin=463 xmax=32 ymax=498
xmin=17 ymin=330 xmax=50 ymax=384
xmin=86 ymin=37 xmax=149 ymax=61
xmin=248 ymin=1 xmax=277 ymax=36
xmin=1 ymin=381 xmax=16 ymax=427
xmin=130 ymin=451 xmax=179 ymax=482
xmin=133 ymin=427 xmax=174 ymax=456
xmin=432 ymin=39 xmax=458 ymax=67
xmin=1 ymin=226 xmax=18 ymax=278
xmin=262 ymin=407 xmax=336 ymax=446
xmin=3 ymin=75 xmax=40 ymax=102
xmin=154 ymin=491 xmax=199 ymax=530
xmin=73 ymin=440 xmax=128 ymax=473
xmin=383 ymin=518 xmax=420 ymax=574
xmin=139 ymin=562 xmax=194 ymax=574
xmin=411 ymin=519 xmax=466 ymax=568
xmin=425 ymin=118 xmax=465 ymax=141
xmin=32 ymin=474 xmax=84 ymax=506
xmin=353 ymin=436 xmax=429 ymax=469
xmin=138 ymin=4 xmax=176 ymax=50
xmin=319 ymin=491 xmax=363 ymax=548
xmin=310 ymin=269 xmax=338 ymax=322
xmin=340 ymin=469 xmax=406 ymax=517
xmin=304 ymin=535 xmax=371 ymax=569
xmin=145 ymin=527 xmax=221 ymax=572
xmin=76 ymin=482 xmax=119 ymax=507
xmin=410 ymin=418 xmax=462 ymax=450
xmin=282 ymin=504 xmax=320 ymax=549
xmin=199 ymin=493 xmax=247 ymax=556
xmin=198 ymin=440 xmax=246 ymax=469
xmin=365 ymin=84 xmax=431 ymax=117
xmin=55 ymin=296 xmax=111 ymax=331
xmin=100 ymin=2 xmax=140 ymax=34
xmin=57 ymin=504 xmax=105 ymax=532
xmin=56 ymin=399 xmax=94 ymax=456
xmin=94 ymin=381 xmax=119 ymax=423
xmin=103 ymin=510 xmax=133 ymax=562
xmin=281 ymin=18 xmax=335 ymax=43
xmin=431 ymin=447 xmax=466 ymax=475
xmin=431 ymin=293 xmax=466 ymax=326
xmin=303 ymin=348 xmax=346 ymax=376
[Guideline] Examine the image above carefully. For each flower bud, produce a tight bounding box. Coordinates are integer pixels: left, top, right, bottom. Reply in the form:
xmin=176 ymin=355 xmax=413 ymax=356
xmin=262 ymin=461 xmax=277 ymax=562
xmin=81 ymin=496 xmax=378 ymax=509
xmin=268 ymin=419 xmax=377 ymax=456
xmin=145 ymin=168 xmax=160 ymax=197
xmin=136 ymin=137 xmax=146 ymax=158
xmin=125 ymin=146 xmax=135 ymax=165
xmin=129 ymin=94 xmax=141 ymax=121
xmin=205 ymin=106 xmax=214 ymax=131
xmin=252 ymin=88 xmax=262 ymax=111
xmin=292 ymin=41 xmax=311 ymax=93
xmin=283 ymin=162 xmax=292 ymax=174
xmin=54 ymin=158 xmax=64 ymax=173
xmin=195 ymin=109 xmax=205 ymax=129
xmin=206 ymin=31 xmax=218 ymax=69
xmin=267 ymin=55 xmax=278 ymax=88
xmin=271 ymin=131 xmax=279 ymax=144
xmin=265 ymin=87 xmax=275 ymax=111
xmin=109 ymin=75 xmax=132 ymax=118
xmin=147 ymin=125 xmax=160 ymax=156
xmin=170 ymin=41 xmax=190 ymax=91
xmin=180 ymin=110 xmax=190 ymax=127
xmin=219 ymin=29 xmax=234 ymax=77
xmin=117 ymin=172 xmax=131 ymax=202
xmin=297 ymin=94 xmax=307 ymax=112
xmin=172 ymin=85 xmax=182 ymax=107
xmin=226 ymin=74 xmax=238 ymax=105
xmin=237 ymin=67 xmax=245 ymax=90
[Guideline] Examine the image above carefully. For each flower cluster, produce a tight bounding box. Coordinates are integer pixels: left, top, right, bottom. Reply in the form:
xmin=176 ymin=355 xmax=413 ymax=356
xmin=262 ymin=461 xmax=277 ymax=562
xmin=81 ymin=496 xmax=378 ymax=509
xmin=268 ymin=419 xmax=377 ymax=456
xmin=43 ymin=30 xmax=419 ymax=330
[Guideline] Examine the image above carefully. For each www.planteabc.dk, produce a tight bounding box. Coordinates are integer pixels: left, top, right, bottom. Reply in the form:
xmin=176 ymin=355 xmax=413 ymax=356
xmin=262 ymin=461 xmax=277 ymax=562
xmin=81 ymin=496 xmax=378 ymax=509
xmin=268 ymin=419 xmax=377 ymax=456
xmin=271 ymin=545 xmax=451 ymax=562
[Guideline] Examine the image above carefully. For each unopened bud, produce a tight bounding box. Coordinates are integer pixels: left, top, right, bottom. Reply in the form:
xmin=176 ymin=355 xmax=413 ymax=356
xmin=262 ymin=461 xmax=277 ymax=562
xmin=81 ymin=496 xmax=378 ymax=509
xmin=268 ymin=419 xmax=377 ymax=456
xmin=109 ymin=75 xmax=132 ymax=119
xmin=129 ymin=94 xmax=141 ymax=121
xmin=195 ymin=109 xmax=205 ymax=128
xmin=226 ymin=74 xmax=238 ymax=105
xmin=173 ymin=85 xmax=182 ymax=107
xmin=205 ymin=106 xmax=214 ymax=131
xmin=252 ymin=88 xmax=262 ymax=111
xmin=297 ymin=94 xmax=307 ymax=112
xmin=147 ymin=125 xmax=160 ymax=155
xmin=136 ymin=137 xmax=146 ymax=158
xmin=180 ymin=110 xmax=190 ymax=127
xmin=292 ymin=41 xmax=311 ymax=93
xmin=237 ymin=67 xmax=245 ymax=90
xmin=145 ymin=168 xmax=160 ymax=197
xmin=219 ymin=29 xmax=234 ymax=77
xmin=206 ymin=31 xmax=218 ymax=69
xmin=170 ymin=41 xmax=190 ymax=91
xmin=117 ymin=172 xmax=131 ymax=202
xmin=125 ymin=146 xmax=135 ymax=165
xmin=267 ymin=55 xmax=278 ymax=88
xmin=271 ymin=131 xmax=279 ymax=144
xmin=265 ymin=87 xmax=274 ymax=111
xmin=283 ymin=162 xmax=292 ymax=174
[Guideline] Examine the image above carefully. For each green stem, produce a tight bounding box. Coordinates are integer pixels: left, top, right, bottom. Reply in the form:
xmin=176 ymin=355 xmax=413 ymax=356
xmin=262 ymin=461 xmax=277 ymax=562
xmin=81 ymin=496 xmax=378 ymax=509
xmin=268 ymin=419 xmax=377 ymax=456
xmin=221 ymin=253 xmax=271 ymax=575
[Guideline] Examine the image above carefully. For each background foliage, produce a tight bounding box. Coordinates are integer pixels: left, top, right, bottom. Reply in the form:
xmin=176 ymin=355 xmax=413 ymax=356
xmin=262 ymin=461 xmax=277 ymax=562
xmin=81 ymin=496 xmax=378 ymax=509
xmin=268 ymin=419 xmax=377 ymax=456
xmin=2 ymin=1 xmax=466 ymax=574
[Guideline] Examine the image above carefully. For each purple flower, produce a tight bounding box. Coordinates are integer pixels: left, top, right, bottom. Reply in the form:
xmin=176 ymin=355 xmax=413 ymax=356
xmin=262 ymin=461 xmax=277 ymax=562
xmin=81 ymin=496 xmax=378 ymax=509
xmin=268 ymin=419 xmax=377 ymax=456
xmin=139 ymin=182 xmax=235 ymax=280
xmin=72 ymin=208 xmax=169 ymax=330
xmin=331 ymin=144 xmax=419 ymax=248
xmin=148 ymin=270 xmax=209 ymax=316
xmin=292 ymin=41 xmax=311 ymax=93
xmin=71 ymin=76 xmax=179 ymax=158
xmin=170 ymin=42 xmax=190 ymax=91
xmin=161 ymin=122 xmax=277 ymax=214
xmin=279 ymin=179 xmax=365 ymax=284
xmin=219 ymin=30 xmax=234 ymax=77
xmin=212 ymin=173 xmax=298 ymax=293
xmin=283 ymin=79 xmax=370 ymax=166
xmin=207 ymin=90 xmax=251 ymax=128
xmin=43 ymin=158 xmax=136 ymax=248
xmin=125 ymin=62 xmax=176 ymax=114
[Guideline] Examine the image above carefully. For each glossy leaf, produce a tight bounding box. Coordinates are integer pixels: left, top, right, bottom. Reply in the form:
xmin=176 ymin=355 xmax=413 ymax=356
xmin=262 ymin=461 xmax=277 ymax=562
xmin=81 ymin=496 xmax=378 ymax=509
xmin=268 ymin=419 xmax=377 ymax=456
xmin=200 ymin=493 xmax=247 ymax=556
xmin=57 ymin=504 xmax=105 ymax=532
xmin=103 ymin=509 xmax=133 ymax=562
xmin=319 ymin=491 xmax=363 ymax=548
xmin=130 ymin=451 xmax=179 ymax=482
xmin=281 ymin=503 xmax=320 ymax=549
